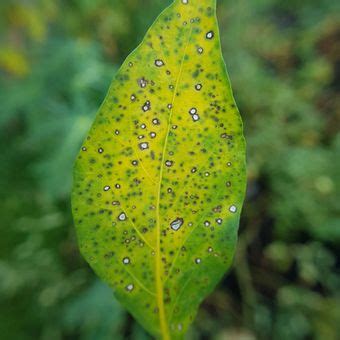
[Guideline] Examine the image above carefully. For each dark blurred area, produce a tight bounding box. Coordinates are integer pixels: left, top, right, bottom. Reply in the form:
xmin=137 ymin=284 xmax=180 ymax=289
xmin=0 ymin=0 xmax=339 ymax=339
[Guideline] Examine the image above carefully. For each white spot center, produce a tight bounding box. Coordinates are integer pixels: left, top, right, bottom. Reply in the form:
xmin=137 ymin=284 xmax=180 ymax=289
xmin=139 ymin=142 xmax=149 ymax=150
xmin=118 ymin=212 xmax=126 ymax=221
xmin=126 ymin=284 xmax=134 ymax=292
xmin=138 ymin=78 xmax=147 ymax=88
xmin=206 ymin=31 xmax=214 ymax=39
xmin=123 ymin=257 xmax=130 ymax=265
xmin=170 ymin=218 xmax=184 ymax=231
xmin=155 ymin=59 xmax=165 ymax=67
xmin=192 ymin=114 xmax=200 ymax=122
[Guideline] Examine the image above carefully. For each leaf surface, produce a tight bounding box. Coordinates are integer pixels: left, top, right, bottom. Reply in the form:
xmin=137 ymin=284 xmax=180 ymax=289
xmin=72 ymin=0 xmax=246 ymax=338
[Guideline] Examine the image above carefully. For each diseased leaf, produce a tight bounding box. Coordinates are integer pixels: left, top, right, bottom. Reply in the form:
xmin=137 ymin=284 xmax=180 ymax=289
xmin=72 ymin=0 xmax=246 ymax=338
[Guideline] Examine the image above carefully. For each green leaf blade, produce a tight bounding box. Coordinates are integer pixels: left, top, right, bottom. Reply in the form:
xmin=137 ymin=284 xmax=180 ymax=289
xmin=72 ymin=0 xmax=246 ymax=338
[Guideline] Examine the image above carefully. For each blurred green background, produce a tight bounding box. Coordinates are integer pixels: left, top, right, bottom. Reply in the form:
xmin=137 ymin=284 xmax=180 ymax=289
xmin=0 ymin=0 xmax=339 ymax=339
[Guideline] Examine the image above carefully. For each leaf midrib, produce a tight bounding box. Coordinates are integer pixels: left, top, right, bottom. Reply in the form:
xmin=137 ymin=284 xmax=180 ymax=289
xmin=155 ymin=16 xmax=194 ymax=339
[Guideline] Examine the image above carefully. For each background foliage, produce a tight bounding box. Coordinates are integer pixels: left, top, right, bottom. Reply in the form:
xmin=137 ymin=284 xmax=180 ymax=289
xmin=0 ymin=0 xmax=339 ymax=339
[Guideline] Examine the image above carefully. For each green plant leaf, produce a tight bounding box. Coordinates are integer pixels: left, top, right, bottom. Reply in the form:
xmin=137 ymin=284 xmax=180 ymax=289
xmin=72 ymin=0 xmax=246 ymax=338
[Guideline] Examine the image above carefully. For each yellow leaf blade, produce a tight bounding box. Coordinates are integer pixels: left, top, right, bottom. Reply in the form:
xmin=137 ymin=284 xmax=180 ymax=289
xmin=72 ymin=0 xmax=246 ymax=338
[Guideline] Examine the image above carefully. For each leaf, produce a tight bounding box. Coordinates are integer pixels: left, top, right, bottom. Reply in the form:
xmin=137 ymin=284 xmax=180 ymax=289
xmin=71 ymin=0 xmax=246 ymax=338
